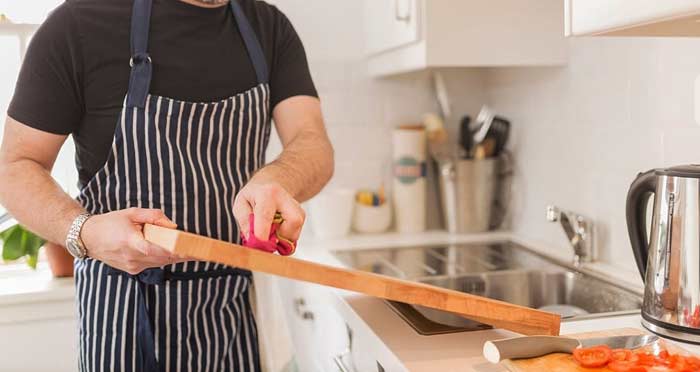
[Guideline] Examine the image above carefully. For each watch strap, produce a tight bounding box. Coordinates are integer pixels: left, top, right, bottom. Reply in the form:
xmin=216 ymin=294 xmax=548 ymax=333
xmin=66 ymin=213 xmax=91 ymax=259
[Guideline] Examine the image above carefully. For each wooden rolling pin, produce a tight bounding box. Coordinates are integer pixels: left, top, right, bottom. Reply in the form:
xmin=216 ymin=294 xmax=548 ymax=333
xmin=144 ymin=224 xmax=561 ymax=336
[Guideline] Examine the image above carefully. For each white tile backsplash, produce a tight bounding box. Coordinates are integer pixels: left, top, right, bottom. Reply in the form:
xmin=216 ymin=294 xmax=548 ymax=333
xmin=484 ymin=36 xmax=700 ymax=274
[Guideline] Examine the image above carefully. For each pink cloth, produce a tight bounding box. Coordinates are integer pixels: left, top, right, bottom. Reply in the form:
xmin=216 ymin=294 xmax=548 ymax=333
xmin=241 ymin=213 xmax=296 ymax=256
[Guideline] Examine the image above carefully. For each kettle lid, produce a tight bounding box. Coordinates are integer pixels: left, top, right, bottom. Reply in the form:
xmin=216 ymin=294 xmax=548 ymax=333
xmin=656 ymin=164 xmax=700 ymax=178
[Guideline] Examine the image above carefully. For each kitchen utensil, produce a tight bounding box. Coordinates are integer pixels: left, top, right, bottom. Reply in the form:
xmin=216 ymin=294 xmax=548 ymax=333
xmin=437 ymin=159 xmax=459 ymax=233
xmin=471 ymin=106 xmax=511 ymax=158
xmin=458 ymin=116 xmax=472 ymax=158
xmin=627 ymin=165 xmax=700 ymax=343
xmin=308 ymin=188 xmax=355 ymax=239
xmin=473 ymin=137 xmax=496 ymax=160
xmin=393 ymin=126 xmax=427 ymax=233
xmin=438 ymin=157 xmax=503 ymax=233
xmin=433 ymin=72 xmax=451 ymax=119
xmin=491 ymin=118 xmax=511 ymax=156
xmin=144 ymin=224 xmax=562 ymax=336
xmin=423 ymin=113 xmax=447 ymax=144
xmin=498 ymin=328 xmax=690 ymax=372
xmin=473 ymin=105 xmax=496 ymax=144
xmin=422 ymin=113 xmax=450 ymax=163
xmin=484 ymin=334 xmax=658 ymax=363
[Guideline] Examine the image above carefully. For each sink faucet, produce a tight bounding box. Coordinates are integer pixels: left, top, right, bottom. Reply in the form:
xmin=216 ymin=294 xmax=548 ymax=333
xmin=546 ymin=205 xmax=595 ymax=267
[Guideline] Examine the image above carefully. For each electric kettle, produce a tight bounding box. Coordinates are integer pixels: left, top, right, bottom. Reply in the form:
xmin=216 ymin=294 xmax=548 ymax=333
xmin=627 ymin=165 xmax=700 ymax=343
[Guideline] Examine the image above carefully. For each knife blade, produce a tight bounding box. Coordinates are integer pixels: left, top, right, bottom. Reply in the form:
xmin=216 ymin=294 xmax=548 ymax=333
xmin=580 ymin=335 xmax=658 ymax=350
xmin=483 ymin=334 xmax=659 ymax=363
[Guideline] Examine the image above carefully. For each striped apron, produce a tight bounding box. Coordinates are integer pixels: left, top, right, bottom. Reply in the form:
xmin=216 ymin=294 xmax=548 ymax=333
xmin=74 ymin=0 xmax=270 ymax=371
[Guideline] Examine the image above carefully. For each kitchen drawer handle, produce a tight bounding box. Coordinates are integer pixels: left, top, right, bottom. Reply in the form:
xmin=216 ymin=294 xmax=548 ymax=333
xmin=333 ymin=350 xmax=355 ymax=372
xmin=394 ymin=0 xmax=412 ymax=23
xmin=294 ymin=298 xmax=315 ymax=320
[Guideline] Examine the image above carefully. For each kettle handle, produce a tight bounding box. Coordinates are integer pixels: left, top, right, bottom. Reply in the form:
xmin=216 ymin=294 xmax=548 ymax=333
xmin=625 ymin=169 xmax=657 ymax=280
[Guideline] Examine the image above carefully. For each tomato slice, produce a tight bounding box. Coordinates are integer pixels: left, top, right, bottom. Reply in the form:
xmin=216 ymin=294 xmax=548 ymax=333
xmin=636 ymin=352 xmax=657 ymax=366
xmin=573 ymin=345 xmax=612 ymax=368
xmin=613 ymin=349 xmax=634 ymax=361
xmin=608 ymin=360 xmax=647 ymax=372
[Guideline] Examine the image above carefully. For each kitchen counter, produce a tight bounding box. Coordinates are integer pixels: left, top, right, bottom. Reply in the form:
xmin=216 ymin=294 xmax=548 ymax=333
xmin=294 ymin=230 xmax=699 ymax=372
xmin=0 ymin=229 xmax=693 ymax=372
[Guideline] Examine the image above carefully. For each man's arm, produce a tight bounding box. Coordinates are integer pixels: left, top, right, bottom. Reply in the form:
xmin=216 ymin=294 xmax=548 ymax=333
xmin=0 ymin=117 xmax=181 ymax=274
xmin=0 ymin=117 xmax=82 ymax=243
xmin=233 ymin=96 xmax=334 ymax=242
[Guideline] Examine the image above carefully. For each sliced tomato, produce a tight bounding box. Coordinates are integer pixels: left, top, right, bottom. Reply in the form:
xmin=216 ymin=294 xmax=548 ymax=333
xmin=683 ymin=355 xmax=700 ymax=369
xmin=608 ymin=360 xmax=648 ymax=372
xmin=613 ymin=349 xmax=634 ymax=361
xmin=573 ymin=345 xmax=612 ymax=368
xmin=636 ymin=352 xmax=658 ymax=366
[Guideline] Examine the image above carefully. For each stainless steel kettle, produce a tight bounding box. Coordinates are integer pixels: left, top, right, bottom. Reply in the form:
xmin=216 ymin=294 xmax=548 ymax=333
xmin=627 ymin=165 xmax=700 ymax=343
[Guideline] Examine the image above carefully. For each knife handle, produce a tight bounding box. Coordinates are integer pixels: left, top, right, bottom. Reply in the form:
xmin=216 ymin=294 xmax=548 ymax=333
xmin=483 ymin=336 xmax=579 ymax=363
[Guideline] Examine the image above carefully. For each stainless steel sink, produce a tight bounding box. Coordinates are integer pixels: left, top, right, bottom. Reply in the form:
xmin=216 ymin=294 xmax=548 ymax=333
xmin=334 ymin=242 xmax=643 ymax=335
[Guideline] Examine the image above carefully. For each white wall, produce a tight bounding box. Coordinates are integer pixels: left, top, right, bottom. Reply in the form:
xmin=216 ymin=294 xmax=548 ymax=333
xmin=484 ymin=36 xmax=700 ymax=277
xmin=266 ymin=0 xmax=438 ymax=191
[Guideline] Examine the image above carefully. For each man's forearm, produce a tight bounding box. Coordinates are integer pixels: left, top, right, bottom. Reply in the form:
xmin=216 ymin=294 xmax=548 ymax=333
xmin=0 ymin=158 xmax=84 ymax=243
xmin=252 ymin=129 xmax=334 ymax=202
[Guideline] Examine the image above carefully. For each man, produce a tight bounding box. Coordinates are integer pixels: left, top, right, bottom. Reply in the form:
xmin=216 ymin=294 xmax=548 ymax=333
xmin=0 ymin=0 xmax=334 ymax=370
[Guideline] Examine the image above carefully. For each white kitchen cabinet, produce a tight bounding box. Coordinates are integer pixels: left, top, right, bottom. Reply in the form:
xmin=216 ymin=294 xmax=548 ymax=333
xmin=565 ymin=0 xmax=700 ymax=37
xmin=365 ymin=0 xmax=567 ymax=77
xmin=277 ymin=278 xmax=350 ymax=372
xmin=365 ymin=0 xmax=421 ymax=55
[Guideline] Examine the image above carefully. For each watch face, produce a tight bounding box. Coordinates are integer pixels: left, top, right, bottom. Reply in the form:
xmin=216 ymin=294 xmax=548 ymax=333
xmin=67 ymin=241 xmax=82 ymax=258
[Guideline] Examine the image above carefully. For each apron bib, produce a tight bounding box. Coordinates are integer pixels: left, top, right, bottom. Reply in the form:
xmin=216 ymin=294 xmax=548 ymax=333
xmin=74 ymin=0 xmax=270 ymax=371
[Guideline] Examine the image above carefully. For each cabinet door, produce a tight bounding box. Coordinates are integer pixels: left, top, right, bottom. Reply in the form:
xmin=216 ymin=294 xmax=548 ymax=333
xmin=567 ymin=0 xmax=700 ymax=36
xmin=365 ymin=0 xmax=421 ymax=55
xmin=277 ymin=279 xmax=349 ymax=372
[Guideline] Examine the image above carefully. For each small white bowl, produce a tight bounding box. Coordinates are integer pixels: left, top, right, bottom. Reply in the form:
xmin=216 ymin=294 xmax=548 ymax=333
xmin=353 ymin=202 xmax=392 ymax=234
xmin=308 ymin=188 xmax=355 ymax=239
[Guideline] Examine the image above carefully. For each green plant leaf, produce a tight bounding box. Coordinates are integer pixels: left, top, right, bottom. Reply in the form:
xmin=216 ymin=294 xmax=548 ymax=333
xmin=2 ymin=225 xmax=26 ymax=261
xmin=20 ymin=227 xmax=45 ymax=270
xmin=26 ymin=251 xmax=38 ymax=269
xmin=0 ymin=224 xmax=19 ymax=241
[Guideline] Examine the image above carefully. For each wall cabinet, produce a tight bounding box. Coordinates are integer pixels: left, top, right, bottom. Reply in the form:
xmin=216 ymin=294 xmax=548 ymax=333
xmin=365 ymin=0 xmax=567 ymax=77
xmin=565 ymin=0 xmax=700 ymax=37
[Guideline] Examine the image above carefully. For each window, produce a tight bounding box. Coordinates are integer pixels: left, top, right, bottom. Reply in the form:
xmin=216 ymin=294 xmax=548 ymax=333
xmin=0 ymin=2 xmax=77 ymax=267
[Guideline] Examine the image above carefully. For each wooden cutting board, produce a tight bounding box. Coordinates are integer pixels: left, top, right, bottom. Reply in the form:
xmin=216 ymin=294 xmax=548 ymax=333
xmin=502 ymin=328 xmax=692 ymax=372
xmin=143 ymin=224 xmax=561 ymax=336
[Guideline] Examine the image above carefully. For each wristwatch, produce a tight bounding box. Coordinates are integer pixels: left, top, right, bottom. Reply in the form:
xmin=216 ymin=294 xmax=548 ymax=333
xmin=65 ymin=213 xmax=92 ymax=259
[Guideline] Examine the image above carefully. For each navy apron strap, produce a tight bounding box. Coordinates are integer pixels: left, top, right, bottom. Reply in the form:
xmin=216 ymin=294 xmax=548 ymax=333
xmin=126 ymin=0 xmax=154 ymax=109
xmin=229 ymin=0 xmax=269 ymax=84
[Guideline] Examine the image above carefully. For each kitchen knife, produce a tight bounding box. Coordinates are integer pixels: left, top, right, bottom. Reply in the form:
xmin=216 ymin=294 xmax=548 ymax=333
xmin=483 ymin=334 xmax=658 ymax=363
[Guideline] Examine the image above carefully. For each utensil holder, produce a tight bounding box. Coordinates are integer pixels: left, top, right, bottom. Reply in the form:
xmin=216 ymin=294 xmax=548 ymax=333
xmin=438 ymin=155 xmax=510 ymax=233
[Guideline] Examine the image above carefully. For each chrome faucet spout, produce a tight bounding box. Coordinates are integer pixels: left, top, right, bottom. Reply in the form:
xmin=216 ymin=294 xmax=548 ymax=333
xmin=546 ymin=205 xmax=595 ymax=266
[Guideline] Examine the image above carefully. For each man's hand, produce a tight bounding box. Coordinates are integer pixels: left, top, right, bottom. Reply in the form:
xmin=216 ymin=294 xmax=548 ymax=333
xmin=81 ymin=208 xmax=184 ymax=274
xmin=233 ymin=179 xmax=305 ymax=243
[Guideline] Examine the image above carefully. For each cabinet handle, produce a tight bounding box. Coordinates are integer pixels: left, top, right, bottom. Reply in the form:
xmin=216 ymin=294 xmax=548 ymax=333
xmin=394 ymin=0 xmax=412 ymax=23
xmin=333 ymin=350 xmax=355 ymax=372
xmin=334 ymin=324 xmax=356 ymax=372
xmin=294 ymin=298 xmax=315 ymax=320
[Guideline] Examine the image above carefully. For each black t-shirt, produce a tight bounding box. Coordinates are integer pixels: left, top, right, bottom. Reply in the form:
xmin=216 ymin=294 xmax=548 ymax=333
xmin=8 ymin=0 xmax=317 ymax=187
